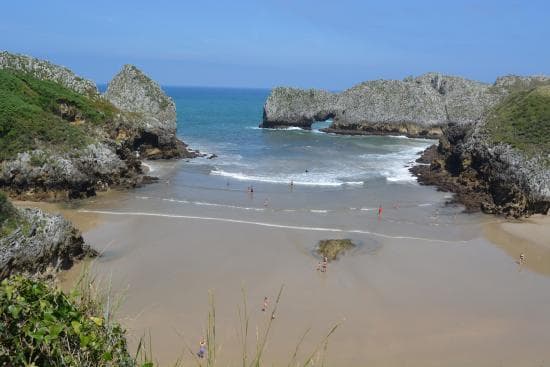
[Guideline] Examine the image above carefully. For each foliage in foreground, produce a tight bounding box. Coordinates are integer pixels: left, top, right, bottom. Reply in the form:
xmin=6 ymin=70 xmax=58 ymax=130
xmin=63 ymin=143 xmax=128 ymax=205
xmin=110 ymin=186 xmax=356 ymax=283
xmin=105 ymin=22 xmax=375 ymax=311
xmin=0 ymin=275 xmax=134 ymax=367
xmin=0 ymin=273 xmax=338 ymax=367
xmin=485 ymin=85 xmax=550 ymax=158
xmin=0 ymin=69 xmax=117 ymax=160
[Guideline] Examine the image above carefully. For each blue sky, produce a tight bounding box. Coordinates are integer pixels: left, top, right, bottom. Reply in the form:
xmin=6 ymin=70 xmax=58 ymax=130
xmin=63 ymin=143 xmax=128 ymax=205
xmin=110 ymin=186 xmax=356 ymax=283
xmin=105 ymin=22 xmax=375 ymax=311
xmin=1 ymin=0 xmax=548 ymax=89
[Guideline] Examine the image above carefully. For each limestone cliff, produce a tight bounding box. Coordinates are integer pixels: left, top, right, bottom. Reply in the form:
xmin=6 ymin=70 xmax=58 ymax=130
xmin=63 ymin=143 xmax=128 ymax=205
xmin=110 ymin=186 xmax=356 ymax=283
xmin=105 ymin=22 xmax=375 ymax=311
xmin=411 ymin=83 xmax=550 ymax=217
xmin=104 ymin=65 xmax=195 ymax=159
xmin=262 ymin=73 xmax=508 ymax=137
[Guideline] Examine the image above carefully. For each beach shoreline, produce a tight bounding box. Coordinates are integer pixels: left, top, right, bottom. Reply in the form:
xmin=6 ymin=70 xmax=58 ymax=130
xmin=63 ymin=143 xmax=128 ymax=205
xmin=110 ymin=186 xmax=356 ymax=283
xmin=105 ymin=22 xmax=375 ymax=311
xmin=51 ymin=176 xmax=550 ymax=366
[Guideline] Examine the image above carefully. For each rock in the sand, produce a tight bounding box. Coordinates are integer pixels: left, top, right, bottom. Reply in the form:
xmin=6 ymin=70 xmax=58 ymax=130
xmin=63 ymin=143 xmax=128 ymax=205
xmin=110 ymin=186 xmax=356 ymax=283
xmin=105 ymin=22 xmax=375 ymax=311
xmin=317 ymin=239 xmax=356 ymax=261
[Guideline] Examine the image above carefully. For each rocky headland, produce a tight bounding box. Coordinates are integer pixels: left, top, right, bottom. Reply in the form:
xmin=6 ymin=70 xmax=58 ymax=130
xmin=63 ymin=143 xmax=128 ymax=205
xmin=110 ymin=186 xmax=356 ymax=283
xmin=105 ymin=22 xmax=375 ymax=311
xmin=261 ymin=73 xmax=509 ymax=137
xmin=263 ymin=73 xmax=550 ymax=217
xmin=0 ymin=51 xmax=197 ymax=201
xmin=411 ymin=82 xmax=550 ymax=217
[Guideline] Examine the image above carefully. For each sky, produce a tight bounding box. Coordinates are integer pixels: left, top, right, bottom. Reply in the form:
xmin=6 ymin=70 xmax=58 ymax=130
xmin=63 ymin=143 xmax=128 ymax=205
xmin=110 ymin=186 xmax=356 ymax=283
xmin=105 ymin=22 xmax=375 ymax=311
xmin=1 ymin=0 xmax=549 ymax=89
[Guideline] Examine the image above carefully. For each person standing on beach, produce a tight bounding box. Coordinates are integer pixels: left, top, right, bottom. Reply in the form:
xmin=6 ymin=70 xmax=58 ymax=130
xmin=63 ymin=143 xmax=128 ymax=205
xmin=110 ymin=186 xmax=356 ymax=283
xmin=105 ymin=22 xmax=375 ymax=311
xmin=378 ymin=204 xmax=383 ymax=218
xmin=321 ymin=256 xmax=328 ymax=272
xmin=197 ymin=339 xmax=206 ymax=359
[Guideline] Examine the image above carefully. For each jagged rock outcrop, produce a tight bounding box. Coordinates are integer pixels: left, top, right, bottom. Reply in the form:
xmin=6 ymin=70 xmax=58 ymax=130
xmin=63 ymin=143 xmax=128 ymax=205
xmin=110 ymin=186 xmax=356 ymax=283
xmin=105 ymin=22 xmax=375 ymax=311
xmin=411 ymin=83 xmax=550 ymax=217
xmin=262 ymin=73 xmax=509 ymax=137
xmin=104 ymin=65 xmax=196 ymax=159
xmin=0 ymin=51 xmax=98 ymax=96
xmin=0 ymin=144 xmax=148 ymax=200
xmin=0 ymin=207 xmax=95 ymax=279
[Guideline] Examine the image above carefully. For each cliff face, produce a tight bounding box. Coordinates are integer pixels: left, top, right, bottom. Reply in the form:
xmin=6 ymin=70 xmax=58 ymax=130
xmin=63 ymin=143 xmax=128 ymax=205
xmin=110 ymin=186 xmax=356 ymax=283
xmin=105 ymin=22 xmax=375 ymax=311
xmin=262 ymin=73 xmax=506 ymax=137
xmin=0 ymin=206 xmax=95 ymax=279
xmin=0 ymin=52 xmax=197 ymax=200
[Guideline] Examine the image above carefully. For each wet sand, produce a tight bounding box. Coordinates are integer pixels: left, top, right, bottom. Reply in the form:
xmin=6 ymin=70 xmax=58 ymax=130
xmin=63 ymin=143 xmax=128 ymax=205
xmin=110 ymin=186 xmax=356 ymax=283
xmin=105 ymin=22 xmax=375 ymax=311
xmin=13 ymin=189 xmax=131 ymax=233
xmin=54 ymin=166 xmax=550 ymax=366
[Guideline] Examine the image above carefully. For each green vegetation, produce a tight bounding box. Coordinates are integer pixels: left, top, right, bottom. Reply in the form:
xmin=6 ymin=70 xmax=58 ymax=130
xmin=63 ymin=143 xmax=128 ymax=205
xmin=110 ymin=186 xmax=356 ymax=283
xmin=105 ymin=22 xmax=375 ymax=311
xmin=0 ymin=69 xmax=117 ymax=160
xmin=485 ymin=85 xmax=550 ymax=158
xmin=0 ymin=275 xmax=135 ymax=366
xmin=0 ymin=191 xmax=26 ymax=237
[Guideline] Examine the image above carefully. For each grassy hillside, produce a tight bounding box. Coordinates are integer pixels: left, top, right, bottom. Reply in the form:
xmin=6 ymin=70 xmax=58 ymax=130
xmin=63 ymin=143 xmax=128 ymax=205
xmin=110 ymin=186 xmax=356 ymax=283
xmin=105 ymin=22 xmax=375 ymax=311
xmin=0 ymin=69 xmax=117 ymax=160
xmin=485 ymin=85 xmax=550 ymax=157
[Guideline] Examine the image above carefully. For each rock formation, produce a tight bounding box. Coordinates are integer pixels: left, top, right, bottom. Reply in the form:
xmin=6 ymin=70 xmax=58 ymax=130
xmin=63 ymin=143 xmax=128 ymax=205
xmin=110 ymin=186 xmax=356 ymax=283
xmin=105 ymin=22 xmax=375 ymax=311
xmin=411 ymin=83 xmax=550 ymax=217
xmin=317 ymin=239 xmax=356 ymax=261
xmin=0 ymin=206 xmax=95 ymax=279
xmin=104 ymin=64 xmax=195 ymax=159
xmin=262 ymin=73 xmax=508 ymax=137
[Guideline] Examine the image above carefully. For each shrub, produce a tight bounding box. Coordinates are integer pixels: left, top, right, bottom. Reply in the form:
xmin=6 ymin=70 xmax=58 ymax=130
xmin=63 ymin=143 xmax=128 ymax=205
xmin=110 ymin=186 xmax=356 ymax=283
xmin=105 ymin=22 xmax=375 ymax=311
xmin=0 ymin=275 xmax=134 ymax=366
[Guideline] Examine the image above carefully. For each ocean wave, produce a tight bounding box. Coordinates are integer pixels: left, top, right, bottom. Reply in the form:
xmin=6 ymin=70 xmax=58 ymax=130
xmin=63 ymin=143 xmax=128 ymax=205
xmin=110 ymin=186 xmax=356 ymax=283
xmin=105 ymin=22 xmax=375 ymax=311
xmin=247 ymin=126 xmax=305 ymax=131
xmin=344 ymin=181 xmax=364 ymax=186
xmin=210 ymin=169 xmax=346 ymax=187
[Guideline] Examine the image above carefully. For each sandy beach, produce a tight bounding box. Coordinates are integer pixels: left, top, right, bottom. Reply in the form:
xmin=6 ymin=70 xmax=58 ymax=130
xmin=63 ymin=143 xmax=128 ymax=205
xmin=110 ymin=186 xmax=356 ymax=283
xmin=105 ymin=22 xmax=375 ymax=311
xmin=38 ymin=162 xmax=550 ymax=367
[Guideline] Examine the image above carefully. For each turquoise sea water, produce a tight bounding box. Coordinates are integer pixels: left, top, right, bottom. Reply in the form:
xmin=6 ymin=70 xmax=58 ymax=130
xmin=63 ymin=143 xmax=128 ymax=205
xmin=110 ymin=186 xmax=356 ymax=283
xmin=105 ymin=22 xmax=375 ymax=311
xmin=167 ymin=86 xmax=434 ymax=187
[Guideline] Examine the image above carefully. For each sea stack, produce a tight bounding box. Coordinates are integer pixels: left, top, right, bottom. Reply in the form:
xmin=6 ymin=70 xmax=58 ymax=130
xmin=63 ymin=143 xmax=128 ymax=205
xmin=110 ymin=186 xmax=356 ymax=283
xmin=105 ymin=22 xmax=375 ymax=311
xmin=104 ymin=65 xmax=196 ymax=159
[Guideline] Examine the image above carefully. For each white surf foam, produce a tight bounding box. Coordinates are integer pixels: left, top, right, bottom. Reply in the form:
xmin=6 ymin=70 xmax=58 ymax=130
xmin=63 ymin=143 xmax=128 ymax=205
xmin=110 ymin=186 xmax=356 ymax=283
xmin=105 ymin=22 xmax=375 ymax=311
xmin=78 ymin=209 xmax=468 ymax=244
xmin=210 ymin=169 xmax=344 ymax=187
xmin=248 ymin=126 xmax=305 ymax=131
